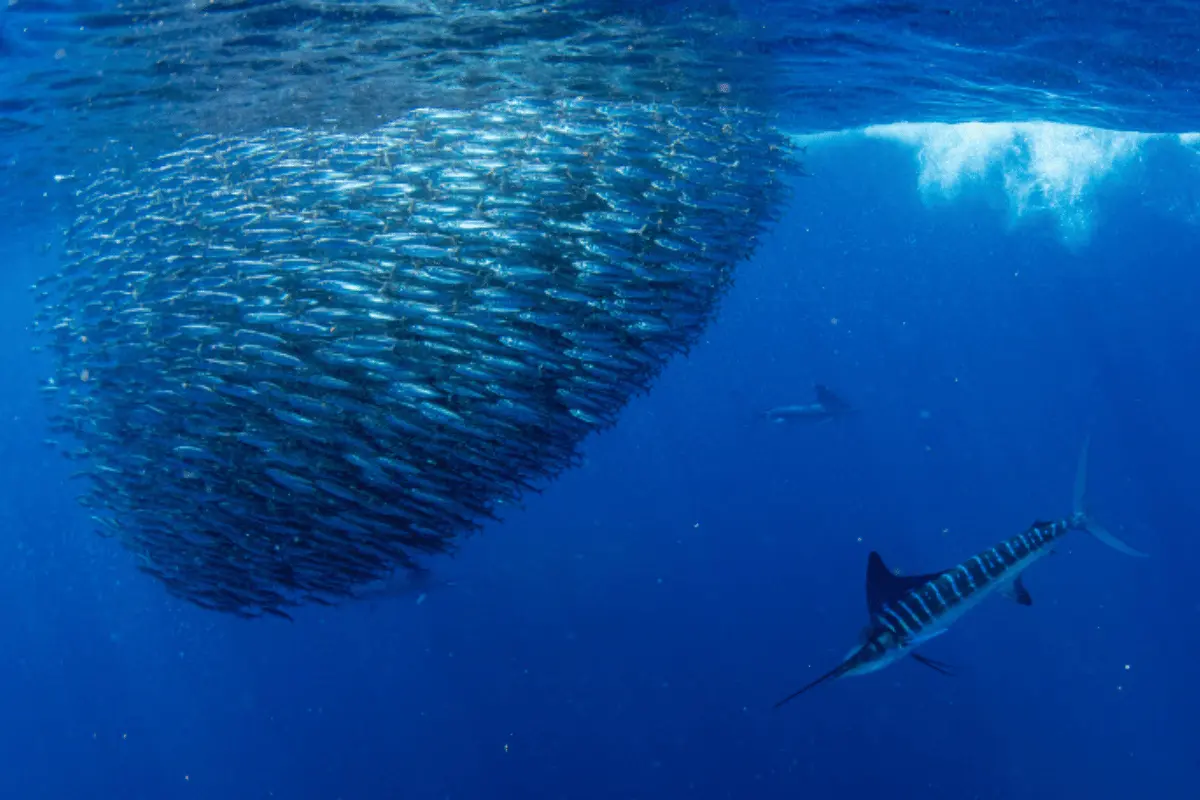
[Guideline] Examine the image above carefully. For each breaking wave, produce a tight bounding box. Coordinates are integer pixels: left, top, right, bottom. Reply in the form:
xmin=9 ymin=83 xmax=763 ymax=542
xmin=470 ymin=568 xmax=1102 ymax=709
xmin=864 ymin=121 xmax=1145 ymax=244
xmin=789 ymin=123 xmax=1200 ymax=245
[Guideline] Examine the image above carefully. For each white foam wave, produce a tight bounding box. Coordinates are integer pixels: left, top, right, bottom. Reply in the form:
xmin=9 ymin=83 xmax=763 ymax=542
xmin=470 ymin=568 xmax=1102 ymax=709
xmin=858 ymin=121 xmax=1147 ymax=244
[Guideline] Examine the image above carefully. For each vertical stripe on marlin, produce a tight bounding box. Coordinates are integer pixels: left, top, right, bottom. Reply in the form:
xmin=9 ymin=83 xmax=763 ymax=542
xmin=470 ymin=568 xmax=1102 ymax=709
xmin=941 ymin=572 xmax=966 ymax=602
xmin=926 ymin=580 xmax=951 ymax=609
xmin=915 ymin=585 xmax=943 ymax=616
xmin=991 ymin=547 xmax=1012 ymax=571
xmin=887 ymin=601 xmax=923 ymax=633
xmin=965 ymin=557 xmax=990 ymax=587
xmin=899 ymin=596 xmax=932 ymax=625
xmin=880 ymin=608 xmax=911 ymax=636
xmin=953 ymin=567 xmax=973 ymax=594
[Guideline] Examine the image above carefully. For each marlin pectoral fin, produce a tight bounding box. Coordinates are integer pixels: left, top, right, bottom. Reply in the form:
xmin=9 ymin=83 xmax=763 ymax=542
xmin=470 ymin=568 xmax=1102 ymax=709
xmin=911 ymin=653 xmax=955 ymax=676
xmin=1000 ymin=574 xmax=1033 ymax=606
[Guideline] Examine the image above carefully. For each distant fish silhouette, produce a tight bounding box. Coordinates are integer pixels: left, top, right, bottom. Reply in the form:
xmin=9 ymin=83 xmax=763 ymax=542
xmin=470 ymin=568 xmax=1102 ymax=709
xmin=761 ymin=384 xmax=854 ymax=425
xmin=353 ymin=565 xmax=459 ymax=611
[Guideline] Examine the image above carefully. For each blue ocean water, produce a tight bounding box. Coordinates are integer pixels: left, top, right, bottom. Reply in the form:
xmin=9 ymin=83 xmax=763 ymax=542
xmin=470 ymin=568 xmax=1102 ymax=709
xmin=2 ymin=1 xmax=1199 ymax=798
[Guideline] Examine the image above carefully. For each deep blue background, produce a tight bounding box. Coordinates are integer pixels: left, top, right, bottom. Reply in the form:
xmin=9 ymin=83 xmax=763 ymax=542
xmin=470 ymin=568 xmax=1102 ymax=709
xmin=1 ymin=133 xmax=1196 ymax=799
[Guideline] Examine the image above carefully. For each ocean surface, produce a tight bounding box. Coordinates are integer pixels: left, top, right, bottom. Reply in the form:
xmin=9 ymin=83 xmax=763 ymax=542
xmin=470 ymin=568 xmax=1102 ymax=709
xmin=1 ymin=1 xmax=1198 ymax=798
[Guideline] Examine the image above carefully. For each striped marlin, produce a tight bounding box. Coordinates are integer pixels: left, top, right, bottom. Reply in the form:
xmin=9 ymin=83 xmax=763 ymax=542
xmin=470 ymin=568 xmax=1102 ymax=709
xmin=774 ymin=436 xmax=1148 ymax=708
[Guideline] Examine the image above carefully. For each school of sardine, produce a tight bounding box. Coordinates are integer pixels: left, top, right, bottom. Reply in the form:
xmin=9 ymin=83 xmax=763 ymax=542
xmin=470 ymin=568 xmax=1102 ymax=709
xmin=32 ymin=97 xmax=794 ymax=618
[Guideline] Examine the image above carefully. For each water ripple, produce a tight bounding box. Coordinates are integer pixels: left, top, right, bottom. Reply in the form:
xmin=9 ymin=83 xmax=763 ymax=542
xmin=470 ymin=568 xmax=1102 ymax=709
xmin=2 ymin=0 xmax=1199 ymax=188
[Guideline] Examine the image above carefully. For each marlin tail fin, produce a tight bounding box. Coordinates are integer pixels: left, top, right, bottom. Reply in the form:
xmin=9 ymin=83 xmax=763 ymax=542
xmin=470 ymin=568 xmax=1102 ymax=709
xmin=1073 ymin=435 xmax=1149 ymax=558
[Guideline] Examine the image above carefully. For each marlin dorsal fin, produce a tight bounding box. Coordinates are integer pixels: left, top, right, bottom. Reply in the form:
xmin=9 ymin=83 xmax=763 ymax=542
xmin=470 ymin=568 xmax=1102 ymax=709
xmin=814 ymin=384 xmax=851 ymax=412
xmin=865 ymin=552 xmax=944 ymax=615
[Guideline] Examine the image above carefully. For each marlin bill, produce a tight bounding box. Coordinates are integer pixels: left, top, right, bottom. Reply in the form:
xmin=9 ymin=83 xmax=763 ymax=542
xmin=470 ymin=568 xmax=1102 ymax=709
xmin=774 ymin=436 xmax=1148 ymax=708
